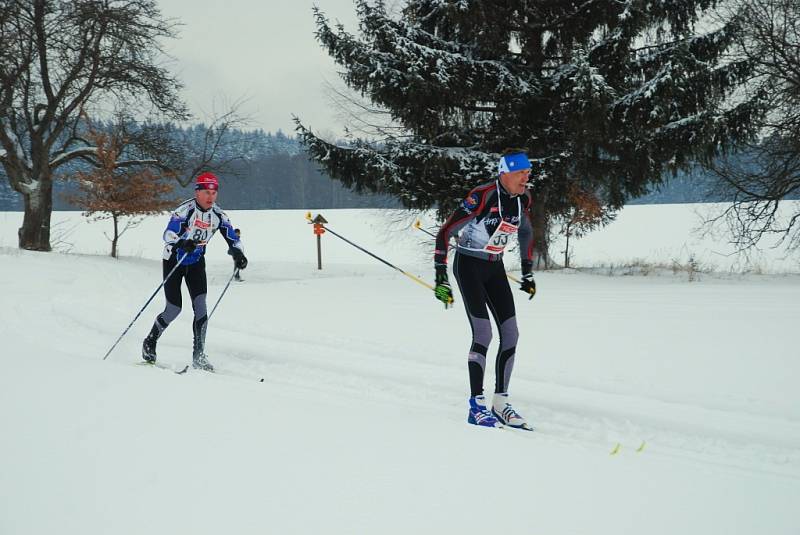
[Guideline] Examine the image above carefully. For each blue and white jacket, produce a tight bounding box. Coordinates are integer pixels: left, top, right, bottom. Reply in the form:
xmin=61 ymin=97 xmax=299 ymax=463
xmin=162 ymin=199 xmax=242 ymax=265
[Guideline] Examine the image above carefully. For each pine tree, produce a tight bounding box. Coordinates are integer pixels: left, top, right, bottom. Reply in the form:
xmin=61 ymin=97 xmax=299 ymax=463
xmin=296 ymin=0 xmax=763 ymax=265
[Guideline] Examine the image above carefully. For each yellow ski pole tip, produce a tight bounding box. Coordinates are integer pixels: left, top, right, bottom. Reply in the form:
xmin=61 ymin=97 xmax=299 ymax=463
xmin=413 ymin=220 xmax=421 ymax=228
xmin=636 ymin=441 xmax=646 ymax=453
xmin=610 ymin=443 xmax=621 ymax=455
xmin=305 ymin=212 xmax=312 ymax=221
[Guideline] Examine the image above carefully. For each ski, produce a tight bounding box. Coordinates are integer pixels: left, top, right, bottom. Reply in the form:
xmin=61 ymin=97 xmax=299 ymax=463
xmin=138 ymin=361 xmax=189 ymax=375
xmin=501 ymin=423 xmax=534 ymax=432
xmin=139 ymin=360 xmax=263 ymax=382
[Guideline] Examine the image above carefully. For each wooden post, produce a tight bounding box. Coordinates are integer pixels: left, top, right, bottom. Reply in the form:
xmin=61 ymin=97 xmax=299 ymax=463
xmin=316 ymin=233 xmax=322 ymax=270
xmin=310 ymin=214 xmax=328 ymax=270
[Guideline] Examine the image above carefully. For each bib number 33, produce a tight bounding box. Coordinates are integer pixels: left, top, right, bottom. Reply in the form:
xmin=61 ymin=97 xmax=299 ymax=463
xmin=483 ymin=221 xmax=518 ymax=254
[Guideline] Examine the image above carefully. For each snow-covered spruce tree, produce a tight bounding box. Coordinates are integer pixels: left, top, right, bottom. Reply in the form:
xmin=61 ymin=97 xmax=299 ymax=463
xmin=296 ymin=0 xmax=762 ymax=266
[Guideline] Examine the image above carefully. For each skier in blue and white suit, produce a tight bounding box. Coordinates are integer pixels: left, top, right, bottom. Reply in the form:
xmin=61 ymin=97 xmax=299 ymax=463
xmin=142 ymin=172 xmax=247 ymax=371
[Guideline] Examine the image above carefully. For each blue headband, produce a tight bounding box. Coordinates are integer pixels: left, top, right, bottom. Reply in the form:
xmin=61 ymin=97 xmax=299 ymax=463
xmin=498 ymin=153 xmax=532 ymax=174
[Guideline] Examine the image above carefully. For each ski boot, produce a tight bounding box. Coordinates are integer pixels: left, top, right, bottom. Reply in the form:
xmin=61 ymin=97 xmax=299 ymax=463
xmin=191 ymin=321 xmax=214 ymax=371
xmin=141 ymin=325 xmax=160 ymax=364
xmin=192 ymin=351 xmax=215 ymax=371
xmin=491 ymin=393 xmax=533 ymax=431
xmin=467 ymin=395 xmax=502 ymax=428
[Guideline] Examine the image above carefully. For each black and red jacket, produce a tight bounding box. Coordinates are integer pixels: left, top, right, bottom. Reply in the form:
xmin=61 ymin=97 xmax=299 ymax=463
xmin=435 ymin=180 xmax=534 ymax=273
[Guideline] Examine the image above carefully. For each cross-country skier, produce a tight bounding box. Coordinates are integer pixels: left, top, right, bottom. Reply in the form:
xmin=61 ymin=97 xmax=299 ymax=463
xmin=433 ymin=149 xmax=536 ymax=429
xmin=141 ymin=172 xmax=248 ymax=371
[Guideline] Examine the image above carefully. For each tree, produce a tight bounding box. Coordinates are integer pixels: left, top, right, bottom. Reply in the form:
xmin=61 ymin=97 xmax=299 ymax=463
xmin=64 ymin=126 xmax=175 ymax=258
xmin=703 ymin=0 xmax=800 ymax=250
xmin=296 ymin=0 xmax=762 ymax=266
xmin=558 ymin=184 xmax=616 ymax=268
xmin=0 ymin=0 xmax=186 ymax=251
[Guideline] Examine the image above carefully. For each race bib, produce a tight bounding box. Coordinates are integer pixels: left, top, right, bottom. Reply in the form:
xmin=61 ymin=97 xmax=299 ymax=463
xmin=483 ymin=220 xmax=518 ymax=254
xmin=188 ymin=216 xmax=212 ymax=245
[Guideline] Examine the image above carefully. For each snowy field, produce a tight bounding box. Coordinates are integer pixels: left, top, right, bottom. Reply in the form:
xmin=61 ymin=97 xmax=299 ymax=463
xmin=1 ymin=203 xmax=799 ymax=535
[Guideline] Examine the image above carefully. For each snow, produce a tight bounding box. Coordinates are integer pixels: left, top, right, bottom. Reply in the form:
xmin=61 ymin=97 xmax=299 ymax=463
xmin=0 ymin=118 xmax=33 ymax=171
xmin=1 ymin=204 xmax=799 ymax=534
xmin=48 ymin=147 xmax=98 ymax=169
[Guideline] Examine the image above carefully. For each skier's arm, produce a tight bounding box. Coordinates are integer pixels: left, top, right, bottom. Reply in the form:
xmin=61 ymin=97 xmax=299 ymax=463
xmin=517 ymin=191 xmax=536 ymax=299
xmin=216 ymin=209 xmax=247 ymax=269
xmin=434 ymin=187 xmax=485 ymax=266
xmin=163 ymin=204 xmax=193 ymax=246
xmin=215 ymin=209 xmax=243 ymax=252
xmin=517 ymin=191 xmax=535 ymax=275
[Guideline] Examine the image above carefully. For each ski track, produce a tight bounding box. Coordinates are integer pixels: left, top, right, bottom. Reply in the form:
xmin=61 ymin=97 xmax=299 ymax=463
xmin=79 ymin=298 xmax=800 ymax=482
xmin=18 ymin=243 xmax=799 ymax=484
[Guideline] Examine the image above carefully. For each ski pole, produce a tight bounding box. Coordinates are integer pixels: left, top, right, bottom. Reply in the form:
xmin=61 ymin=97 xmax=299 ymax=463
xmin=208 ymin=268 xmax=239 ymax=321
xmin=102 ymin=250 xmax=187 ymax=361
xmin=413 ymin=219 xmax=522 ymax=284
xmin=306 ymin=213 xmax=449 ymax=302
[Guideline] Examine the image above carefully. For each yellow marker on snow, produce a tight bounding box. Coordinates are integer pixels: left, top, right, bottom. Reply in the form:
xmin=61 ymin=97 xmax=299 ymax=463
xmin=636 ymin=441 xmax=646 ymax=453
xmin=610 ymin=443 xmax=621 ymax=455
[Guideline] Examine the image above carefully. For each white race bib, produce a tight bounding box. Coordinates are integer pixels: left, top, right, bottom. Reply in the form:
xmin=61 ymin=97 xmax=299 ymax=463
xmin=188 ymin=215 xmax=212 ymax=245
xmin=483 ymin=220 xmax=518 ymax=254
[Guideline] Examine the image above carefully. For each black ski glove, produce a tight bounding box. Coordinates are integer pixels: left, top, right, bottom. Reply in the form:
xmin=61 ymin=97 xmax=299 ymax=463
xmin=434 ymin=264 xmax=453 ymax=308
xmin=231 ymin=248 xmax=248 ymax=270
xmin=520 ymin=261 xmax=536 ymax=300
xmin=175 ymin=239 xmax=197 ymax=254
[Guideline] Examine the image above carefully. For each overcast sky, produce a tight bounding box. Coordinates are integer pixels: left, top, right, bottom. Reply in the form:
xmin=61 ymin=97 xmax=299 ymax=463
xmin=157 ymin=0 xmax=360 ymax=135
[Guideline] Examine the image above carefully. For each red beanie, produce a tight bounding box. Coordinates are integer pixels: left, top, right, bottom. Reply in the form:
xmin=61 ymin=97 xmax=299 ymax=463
xmin=195 ymin=172 xmax=219 ymax=191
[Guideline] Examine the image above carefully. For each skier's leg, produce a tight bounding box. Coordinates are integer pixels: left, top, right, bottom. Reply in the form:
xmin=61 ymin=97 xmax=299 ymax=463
xmin=142 ymin=258 xmax=183 ymax=362
xmin=484 ymin=264 xmax=518 ymax=394
xmin=453 ymin=253 xmax=493 ymax=397
xmin=186 ymin=258 xmax=212 ymax=370
xmin=484 ymin=269 xmax=530 ymax=429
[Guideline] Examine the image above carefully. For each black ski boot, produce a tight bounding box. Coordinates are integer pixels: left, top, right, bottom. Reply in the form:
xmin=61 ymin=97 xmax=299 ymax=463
xmin=192 ymin=351 xmax=214 ymax=371
xmin=191 ymin=319 xmax=214 ymax=371
xmin=142 ymin=324 xmax=160 ymax=363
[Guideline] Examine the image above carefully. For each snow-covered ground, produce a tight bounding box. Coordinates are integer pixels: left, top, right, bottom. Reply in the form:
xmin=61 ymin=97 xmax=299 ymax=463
xmin=1 ymin=204 xmax=798 ymax=535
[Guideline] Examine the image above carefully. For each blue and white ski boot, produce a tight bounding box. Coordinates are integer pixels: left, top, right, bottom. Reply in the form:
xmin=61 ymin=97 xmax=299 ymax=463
xmin=491 ymin=393 xmax=533 ymax=431
xmin=467 ymin=395 xmax=502 ymax=428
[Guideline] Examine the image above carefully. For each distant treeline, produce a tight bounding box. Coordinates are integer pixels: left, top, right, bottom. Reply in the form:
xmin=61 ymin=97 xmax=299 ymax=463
xmin=0 ymin=127 xmax=398 ymax=211
xmin=0 ymin=126 xmax=785 ymax=211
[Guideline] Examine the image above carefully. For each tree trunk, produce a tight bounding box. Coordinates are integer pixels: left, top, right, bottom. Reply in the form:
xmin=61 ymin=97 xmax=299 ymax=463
xmin=18 ymin=176 xmax=53 ymax=251
xmin=531 ymin=194 xmax=551 ymax=269
xmin=564 ymin=229 xmax=571 ymax=269
xmin=111 ymin=213 xmax=119 ymax=258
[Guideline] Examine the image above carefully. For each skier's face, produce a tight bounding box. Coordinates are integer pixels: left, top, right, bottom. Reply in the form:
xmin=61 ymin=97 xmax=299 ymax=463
xmin=195 ymin=188 xmax=218 ymax=210
xmin=499 ymin=168 xmax=531 ymax=195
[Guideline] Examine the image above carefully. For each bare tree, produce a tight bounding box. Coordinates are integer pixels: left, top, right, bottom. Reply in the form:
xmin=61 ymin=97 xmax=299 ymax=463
xmin=558 ymin=184 xmax=616 ymax=269
xmin=0 ymin=0 xmax=187 ymax=251
xmin=64 ymin=123 xmax=176 ymax=258
xmin=174 ymin=97 xmax=255 ymax=187
xmin=102 ymin=97 xmax=256 ymax=189
xmin=705 ymin=0 xmax=800 ymax=250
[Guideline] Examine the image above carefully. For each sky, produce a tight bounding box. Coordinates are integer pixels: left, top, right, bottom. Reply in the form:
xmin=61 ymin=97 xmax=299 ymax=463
xmin=156 ymin=0 xmax=361 ymax=136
